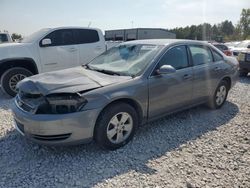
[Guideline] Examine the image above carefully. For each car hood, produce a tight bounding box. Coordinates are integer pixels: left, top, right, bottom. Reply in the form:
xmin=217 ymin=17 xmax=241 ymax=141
xmin=17 ymin=67 xmax=131 ymax=96
xmin=230 ymin=47 xmax=248 ymax=52
xmin=0 ymin=42 xmax=33 ymax=59
xmin=0 ymin=42 xmax=30 ymax=48
xmin=238 ymin=49 xmax=250 ymax=54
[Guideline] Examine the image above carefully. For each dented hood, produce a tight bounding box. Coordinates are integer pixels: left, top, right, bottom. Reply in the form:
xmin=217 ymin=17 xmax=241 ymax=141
xmin=17 ymin=67 xmax=131 ymax=95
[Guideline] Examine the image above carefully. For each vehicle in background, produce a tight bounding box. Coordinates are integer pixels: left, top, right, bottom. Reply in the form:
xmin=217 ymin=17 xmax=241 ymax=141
xmin=224 ymin=41 xmax=241 ymax=49
xmin=237 ymin=50 xmax=250 ymax=77
xmin=106 ymin=41 xmax=122 ymax=50
xmin=0 ymin=33 xmax=13 ymax=44
xmin=13 ymin=39 xmax=239 ymax=150
xmin=210 ymin=42 xmax=232 ymax=56
xmin=230 ymin=40 xmax=250 ymax=57
xmin=105 ymin=28 xmax=176 ymax=41
xmin=0 ymin=27 xmax=106 ymax=96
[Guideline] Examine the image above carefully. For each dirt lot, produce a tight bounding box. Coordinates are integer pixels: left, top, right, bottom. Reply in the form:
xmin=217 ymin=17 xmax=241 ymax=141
xmin=0 ymin=77 xmax=249 ymax=188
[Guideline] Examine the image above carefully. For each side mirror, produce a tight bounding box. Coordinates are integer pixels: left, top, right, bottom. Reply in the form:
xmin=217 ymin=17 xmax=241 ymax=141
xmin=41 ymin=38 xmax=52 ymax=46
xmin=156 ymin=65 xmax=176 ymax=75
xmin=247 ymin=45 xmax=250 ymax=49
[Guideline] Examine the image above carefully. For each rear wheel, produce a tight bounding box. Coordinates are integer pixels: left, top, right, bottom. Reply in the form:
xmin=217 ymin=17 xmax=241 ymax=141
xmin=1 ymin=67 xmax=33 ymax=97
xmin=94 ymin=102 xmax=138 ymax=150
xmin=207 ymin=80 xmax=229 ymax=109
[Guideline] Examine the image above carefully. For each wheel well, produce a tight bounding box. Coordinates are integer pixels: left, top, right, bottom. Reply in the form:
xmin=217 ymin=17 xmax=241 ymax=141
xmin=0 ymin=59 xmax=38 ymax=79
xmin=222 ymin=77 xmax=231 ymax=89
xmin=99 ymin=98 xmax=143 ymax=125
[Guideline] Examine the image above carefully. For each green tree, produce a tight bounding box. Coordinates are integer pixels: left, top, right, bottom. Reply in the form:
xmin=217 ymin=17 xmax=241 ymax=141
xmin=220 ymin=20 xmax=234 ymax=36
xmin=11 ymin=33 xmax=22 ymax=41
xmin=239 ymin=8 xmax=250 ymax=39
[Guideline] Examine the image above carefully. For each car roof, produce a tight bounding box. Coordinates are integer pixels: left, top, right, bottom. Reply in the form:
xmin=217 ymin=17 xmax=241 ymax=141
xmin=211 ymin=43 xmax=226 ymax=46
xmin=41 ymin=26 xmax=102 ymax=33
xmin=123 ymin=39 xmax=208 ymax=46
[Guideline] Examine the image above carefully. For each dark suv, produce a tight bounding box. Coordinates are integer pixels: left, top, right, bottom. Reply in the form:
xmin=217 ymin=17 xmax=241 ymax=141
xmin=238 ymin=51 xmax=250 ymax=76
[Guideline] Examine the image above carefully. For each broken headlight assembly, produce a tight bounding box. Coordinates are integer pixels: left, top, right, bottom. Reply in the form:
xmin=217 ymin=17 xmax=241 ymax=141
xmin=44 ymin=93 xmax=88 ymax=114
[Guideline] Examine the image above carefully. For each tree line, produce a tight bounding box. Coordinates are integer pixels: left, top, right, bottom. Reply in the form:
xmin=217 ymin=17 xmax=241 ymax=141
xmin=169 ymin=8 xmax=250 ymax=42
xmin=5 ymin=8 xmax=250 ymax=43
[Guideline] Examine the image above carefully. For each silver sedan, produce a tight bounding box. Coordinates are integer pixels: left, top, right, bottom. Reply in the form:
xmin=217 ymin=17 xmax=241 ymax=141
xmin=12 ymin=39 xmax=239 ymax=150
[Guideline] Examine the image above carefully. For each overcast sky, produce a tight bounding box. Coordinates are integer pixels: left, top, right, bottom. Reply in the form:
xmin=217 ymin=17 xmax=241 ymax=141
xmin=0 ymin=0 xmax=249 ymax=36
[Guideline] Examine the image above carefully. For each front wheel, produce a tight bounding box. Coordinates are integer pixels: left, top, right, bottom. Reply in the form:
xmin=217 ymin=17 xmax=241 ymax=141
xmin=1 ymin=67 xmax=33 ymax=97
xmin=94 ymin=102 xmax=138 ymax=150
xmin=207 ymin=80 xmax=229 ymax=109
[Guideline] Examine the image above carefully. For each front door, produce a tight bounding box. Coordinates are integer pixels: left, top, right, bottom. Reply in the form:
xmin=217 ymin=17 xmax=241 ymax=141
xmin=148 ymin=45 xmax=193 ymax=119
xmin=39 ymin=29 xmax=79 ymax=72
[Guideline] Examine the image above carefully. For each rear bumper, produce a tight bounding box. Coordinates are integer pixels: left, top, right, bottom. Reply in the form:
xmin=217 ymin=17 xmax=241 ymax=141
xmin=239 ymin=61 xmax=250 ymax=72
xmin=12 ymin=103 xmax=102 ymax=146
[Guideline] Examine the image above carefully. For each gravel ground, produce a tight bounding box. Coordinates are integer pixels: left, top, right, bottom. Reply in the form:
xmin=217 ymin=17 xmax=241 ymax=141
xmin=0 ymin=78 xmax=249 ymax=188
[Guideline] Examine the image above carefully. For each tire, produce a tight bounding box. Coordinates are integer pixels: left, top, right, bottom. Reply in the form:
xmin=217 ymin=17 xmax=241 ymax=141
xmin=239 ymin=71 xmax=248 ymax=77
xmin=207 ymin=80 xmax=229 ymax=109
xmin=1 ymin=67 xmax=33 ymax=97
xmin=94 ymin=102 xmax=138 ymax=150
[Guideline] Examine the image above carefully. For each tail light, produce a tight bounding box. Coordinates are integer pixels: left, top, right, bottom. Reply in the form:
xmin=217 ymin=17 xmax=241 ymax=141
xmin=224 ymin=50 xmax=232 ymax=56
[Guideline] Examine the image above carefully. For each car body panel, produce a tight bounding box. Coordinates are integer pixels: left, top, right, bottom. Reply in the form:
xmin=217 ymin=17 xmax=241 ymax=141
xmin=17 ymin=66 xmax=132 ymax=95
xmin=0 ymin=43 xmax=42 ymax=72
xmin=0 ymin=27 xmax=106 ymax=76
xmin=13 ymin=102 xmax=102 ymax=145
xmin=148 ymin=67 xmax=193 ymax=118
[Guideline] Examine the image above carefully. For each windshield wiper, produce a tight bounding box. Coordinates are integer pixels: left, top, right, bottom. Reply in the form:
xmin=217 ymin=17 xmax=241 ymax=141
xmin=84 ymin=65 xmax=121 ymax=76
xmin=95 ymin=69 xmax=121 ymax=76
xmin=83 ymin=64 xmax=92 ymax=70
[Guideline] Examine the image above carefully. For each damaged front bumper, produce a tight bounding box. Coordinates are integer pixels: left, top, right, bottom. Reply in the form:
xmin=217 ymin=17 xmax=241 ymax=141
xmin=12 ymin=99 xmax=102 ymax=145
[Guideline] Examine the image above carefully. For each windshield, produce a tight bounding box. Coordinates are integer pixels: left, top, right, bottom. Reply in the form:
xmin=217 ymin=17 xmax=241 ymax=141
xmin=21 ymin=28 xmax=51 ymax=43
xmin=236 ymin=41 xmax=250 ymax=48
xmin=88 ymin=44 xmax=162 ymax=76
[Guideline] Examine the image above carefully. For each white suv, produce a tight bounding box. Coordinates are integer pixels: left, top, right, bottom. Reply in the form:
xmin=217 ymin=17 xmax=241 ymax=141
xmin=0 ymin=27 xmax=106 ymax=96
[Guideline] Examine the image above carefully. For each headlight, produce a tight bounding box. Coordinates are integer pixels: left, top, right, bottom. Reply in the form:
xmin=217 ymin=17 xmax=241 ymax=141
xmin=46 ymin=93 xmax=87 ymax=114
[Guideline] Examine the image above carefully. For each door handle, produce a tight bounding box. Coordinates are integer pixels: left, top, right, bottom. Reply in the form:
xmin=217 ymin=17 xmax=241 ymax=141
xmin=183 ymin=74 xmax=192 ymax=80
xmin=95 ymin=46 xmax=102 ymax=50
xmin=213 ymin=67 xmax=221 ymax=72
xmin=68 ymin=47 xmax=77 ymax=52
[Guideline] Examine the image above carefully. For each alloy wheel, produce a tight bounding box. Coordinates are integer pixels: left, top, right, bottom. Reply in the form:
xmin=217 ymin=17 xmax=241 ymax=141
xmin=106 ymin=112 xmax=133 ymax=144
xmin=9 ymin=74 xmax=26 ymax=93
xmin=215 ymin=85 xmax=227 ymax=106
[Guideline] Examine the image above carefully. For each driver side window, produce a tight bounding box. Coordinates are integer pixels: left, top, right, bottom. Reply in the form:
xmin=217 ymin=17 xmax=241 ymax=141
xmin=158 ymin=45 xmax=189 ymax=70
xmin=41 ymin=29 xmax=75 ymax=47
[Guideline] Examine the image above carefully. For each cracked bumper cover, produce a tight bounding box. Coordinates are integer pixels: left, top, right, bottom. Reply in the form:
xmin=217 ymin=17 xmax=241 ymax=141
xmin=12 ymin=102 xmax=102 ymax=145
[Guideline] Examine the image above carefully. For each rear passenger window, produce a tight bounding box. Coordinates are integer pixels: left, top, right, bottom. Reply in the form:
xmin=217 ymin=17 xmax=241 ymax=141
xmin=158 ymin=45 xmax=189 ymax=70
xmin=212 ymin=50 xmax=224 ymax=62
xmin=43 ymin=29 xmax=75 ymax=46
xmin=215 ymin=44 xmax=228 ymax=51
xmin=189 ymin=45 xmax=213 ymax=66
xmin=74 ymin=29 xmax=99 ymax=44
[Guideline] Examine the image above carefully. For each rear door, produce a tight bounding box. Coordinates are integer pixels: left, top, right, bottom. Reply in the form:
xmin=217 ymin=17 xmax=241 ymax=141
xmin=73 ymin=29 xmax=106 ymax=65
xmin=189 ymin=45 xmax=225 ymax=101
xmin=148 ymin=45 xmax=193 ymax=119
xmin=39 ymin=29 xmax=79 ymax=72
